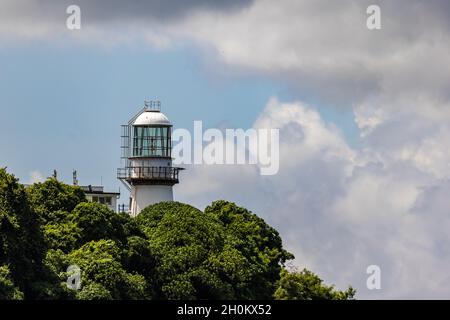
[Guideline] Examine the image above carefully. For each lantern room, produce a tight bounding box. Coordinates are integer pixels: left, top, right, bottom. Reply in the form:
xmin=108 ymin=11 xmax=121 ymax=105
xmin=117 ymin=100 xmax=184 ymax=216
xmin=132 ymin=105 xmax=172 ymax=158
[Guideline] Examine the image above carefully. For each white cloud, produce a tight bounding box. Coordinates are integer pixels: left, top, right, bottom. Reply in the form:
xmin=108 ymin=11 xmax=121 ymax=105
xmin=29 ymin=170 xmax=45 ymax=184
xmin=168 ymin=0 xmax=450 ymax=107
xmin=160 ymin=2 xmax=449 ymax=298
xmin=178 ymin=97 xmax=450 ymax=299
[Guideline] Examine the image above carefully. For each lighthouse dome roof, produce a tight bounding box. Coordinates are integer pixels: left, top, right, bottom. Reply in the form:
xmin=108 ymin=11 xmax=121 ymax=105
xmin=133 ymin=110 xmax=171 ymax=126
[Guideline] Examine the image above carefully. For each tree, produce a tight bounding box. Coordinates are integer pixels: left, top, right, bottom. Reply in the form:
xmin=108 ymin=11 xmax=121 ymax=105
xmin=43 ymin=220 xmax=81 ymax=252
xmin=0 ymin=168 xmax=50 ymax=298
xmin=40 ymin=249 xmax=76 ymax=300
xmin=0 ymin=265 xmax=23 ymax=300
xmin=137 ymin=201 xmax=295 ymax=300
xmin=122 ymin=236 xmax=156 ymax=286
xmin=0 ymin=168 xmax=356 ymax=300
xmin=205 ymin=200 xmax=294 ymax=299
xmin=68 ymin=239 xmax=149 ymax=300
xmin=137 ymin=202 xmax=231 ymax=299
xmin=274 ymin=268 xmax=356 ymax=300
xmin=26 ymin=178 xmax=85 ymax=223
xmin=76 ymin=283 xmax=112 ymax=300
xmin=69 ymin=202 xmax=117 ymax=245
xmin=68 ymin=202 xmax=141 ymax=248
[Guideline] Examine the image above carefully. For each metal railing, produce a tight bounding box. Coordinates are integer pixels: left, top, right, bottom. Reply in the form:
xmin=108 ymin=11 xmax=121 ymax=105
xmin=118 ymin=204 xmax=130 ymax=213
xmin=117 ymin=166 xmax=182 ymax=183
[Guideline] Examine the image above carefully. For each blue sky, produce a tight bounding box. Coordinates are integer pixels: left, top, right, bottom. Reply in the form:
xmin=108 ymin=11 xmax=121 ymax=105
xmin=0 ymin=42 xmax=276 ymax=189
xmin=0 ymin=40 xmax=358 ymax=194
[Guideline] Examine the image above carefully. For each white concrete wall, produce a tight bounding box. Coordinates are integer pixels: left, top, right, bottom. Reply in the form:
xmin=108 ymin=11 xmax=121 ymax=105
xmin=130 ymin=184 xmax=173 ymax=217
xmin=85 ymin=194 xmax=118 ymax=212
xmin=111 ymin=196 xmax=118 ymax=212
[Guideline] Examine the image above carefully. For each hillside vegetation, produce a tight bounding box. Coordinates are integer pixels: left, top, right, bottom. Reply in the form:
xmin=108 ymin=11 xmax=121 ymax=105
xmin=0 ymin=168 xmax=354 ymax=300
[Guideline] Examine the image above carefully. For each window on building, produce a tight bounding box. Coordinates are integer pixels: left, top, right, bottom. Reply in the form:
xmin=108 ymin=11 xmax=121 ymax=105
xmin=132 ymin=125 xmax=171 ymax=157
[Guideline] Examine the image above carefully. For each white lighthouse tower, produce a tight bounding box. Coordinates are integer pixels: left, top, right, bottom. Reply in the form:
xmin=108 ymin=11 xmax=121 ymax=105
xmin=118 ymin=101 xmax=183 ymax=217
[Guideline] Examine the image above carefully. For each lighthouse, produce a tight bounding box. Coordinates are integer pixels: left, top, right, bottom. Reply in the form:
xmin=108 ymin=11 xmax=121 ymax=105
xmin=118 ymin=101 xmax=183 ymax=217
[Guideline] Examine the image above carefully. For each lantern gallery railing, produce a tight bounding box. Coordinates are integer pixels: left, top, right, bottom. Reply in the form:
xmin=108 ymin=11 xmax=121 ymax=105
xmin=117 ymin=166 xmax=183 ymax=184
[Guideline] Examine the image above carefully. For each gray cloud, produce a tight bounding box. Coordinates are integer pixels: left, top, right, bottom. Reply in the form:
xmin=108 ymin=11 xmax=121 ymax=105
xmin=0 ymin=0 xmax=252 ymax=25
xmin=177 ymin=98 xmax=450 ymax=299
xmin=0 ymin=0 xmax=252 ymax=47
xmin=168 ymin=0 xmax=450 ymax=108
xmin=81 ymin=0 xmax=252 ymax=22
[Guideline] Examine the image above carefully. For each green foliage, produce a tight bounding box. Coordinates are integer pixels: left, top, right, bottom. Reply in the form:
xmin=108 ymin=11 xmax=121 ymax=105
xmin=137 ymin=201 xmax=295 ymax=300
xmin=122 ymin=236 xmax=155 ymax=277
xmin=0 ymin=168 xmax=355 ymax=300
xmin=68 ymin=203 xmax=141 ymax=248
xmin=43 ymin=221 xmax=81 ymax=252
xmin=274 ymin=268 xmax=356 ymax=300
xmin=138 ymin=202 xmax=230 ymax=299
xmin=24 ymin=249 xmax=75 ymax=300
xmin=68 ymin=239 xmax=149 ymax=300
xmin=113 ymin=212 xmax=145 ymax=239
xmin=26 ymin=178 xmax=86 ymax=222
xmin=28 ymin=280 xmax=72 ymax=300
xmin=0 ymin=265 xmax=24 ymax=299
xmin=205 ymin=200 xmax=294 ymax=299
xmin=76 ymin=283 xmax=112 ymax=300
xmin=69 ymin=202 xmax=117 ymax=245
xmin=0 ymin=168 xmax=49 ymax=298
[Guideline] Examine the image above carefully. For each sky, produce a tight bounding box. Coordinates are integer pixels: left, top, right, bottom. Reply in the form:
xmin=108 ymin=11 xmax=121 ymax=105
xmin=1 ymin=0 xmax=450 ymax=299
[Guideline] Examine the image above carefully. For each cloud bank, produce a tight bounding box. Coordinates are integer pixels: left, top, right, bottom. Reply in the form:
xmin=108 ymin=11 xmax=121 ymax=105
xmin=168 ymin=0 xmax=450 ymax=298
xmin=178 ymin=97 xmax=450 ymax=299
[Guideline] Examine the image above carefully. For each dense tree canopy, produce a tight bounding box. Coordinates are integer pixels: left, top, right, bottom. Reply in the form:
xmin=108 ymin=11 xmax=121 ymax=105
xmin=68 ymin=240 xmax=148 ymax=300
xmin=205 ymin=200 xmax=294 ymax=299
xmin=138 ymin=202 xmax=239 ymax=299
xmin=0 ymin=168 xmax=48 ymax=298
xmin=26 ymin=178 xmax=86 ymax=222
xmin=0 ymin=168 xmax=355 ymax=300
xmin=0 ymin=265 xmax=23 ymax=299
xmin=274 ymin=268 xmax=355 ymax=300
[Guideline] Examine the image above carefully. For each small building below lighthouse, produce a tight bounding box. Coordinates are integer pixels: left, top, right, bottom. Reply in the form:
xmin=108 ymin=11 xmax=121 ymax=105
xmin=117 ymin=101 xmax=183 ymax=217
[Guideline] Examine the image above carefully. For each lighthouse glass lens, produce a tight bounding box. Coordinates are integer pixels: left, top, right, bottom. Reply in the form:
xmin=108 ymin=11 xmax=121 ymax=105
xmin=132 ymin=126 xmax=171 ymax=157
